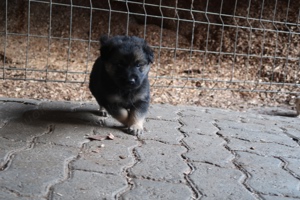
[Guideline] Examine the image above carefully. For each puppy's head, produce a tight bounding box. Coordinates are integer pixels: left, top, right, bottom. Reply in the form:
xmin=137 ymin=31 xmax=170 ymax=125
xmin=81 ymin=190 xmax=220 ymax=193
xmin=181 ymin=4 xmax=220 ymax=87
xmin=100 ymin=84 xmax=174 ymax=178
xmin=100 ymin=35 xmax=154 ymax=90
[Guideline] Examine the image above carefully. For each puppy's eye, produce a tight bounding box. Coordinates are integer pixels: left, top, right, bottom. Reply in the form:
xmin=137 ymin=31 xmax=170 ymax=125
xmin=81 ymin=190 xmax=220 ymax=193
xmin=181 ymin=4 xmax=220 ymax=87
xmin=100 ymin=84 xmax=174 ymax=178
xmin=136 ymin=63 xmax=145 ymax=68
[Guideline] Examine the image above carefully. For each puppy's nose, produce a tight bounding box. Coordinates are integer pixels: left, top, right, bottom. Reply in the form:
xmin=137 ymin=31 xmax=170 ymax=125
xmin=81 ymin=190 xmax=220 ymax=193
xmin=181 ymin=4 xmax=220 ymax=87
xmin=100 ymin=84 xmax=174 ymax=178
xmin=128 ymin=78 xmax=136 ymax=85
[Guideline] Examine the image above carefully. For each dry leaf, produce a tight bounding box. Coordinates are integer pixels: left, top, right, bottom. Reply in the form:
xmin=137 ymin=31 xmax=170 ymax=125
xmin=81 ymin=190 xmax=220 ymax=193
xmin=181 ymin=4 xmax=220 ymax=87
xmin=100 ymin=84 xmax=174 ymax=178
xmin=91 ymin=148 xmax=101 ymax=153
xmin=107 ymin=133 xmax=115 ymax=140
xmin=87 ymin=135 xmax=106 ymax=141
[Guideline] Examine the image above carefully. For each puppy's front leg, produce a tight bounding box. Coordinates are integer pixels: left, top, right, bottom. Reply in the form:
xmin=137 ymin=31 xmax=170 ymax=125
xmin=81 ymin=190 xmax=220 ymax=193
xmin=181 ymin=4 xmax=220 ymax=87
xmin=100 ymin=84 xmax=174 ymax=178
xmin=127 ymin=101 xmax=149 ymax=136
xmin=106 ymin=106 xmax=129 ymax=126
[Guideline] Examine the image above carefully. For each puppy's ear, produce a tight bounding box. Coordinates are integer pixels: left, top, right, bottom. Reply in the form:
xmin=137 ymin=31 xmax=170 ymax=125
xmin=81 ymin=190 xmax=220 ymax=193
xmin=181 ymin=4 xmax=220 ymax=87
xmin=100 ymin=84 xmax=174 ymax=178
xmin=143 ymin=44 xmax=154 ymax=64
xmin=100 ymin=35 xmax=109 ymax=46
xmin=99 ymin=35 xmax=111 ymax=61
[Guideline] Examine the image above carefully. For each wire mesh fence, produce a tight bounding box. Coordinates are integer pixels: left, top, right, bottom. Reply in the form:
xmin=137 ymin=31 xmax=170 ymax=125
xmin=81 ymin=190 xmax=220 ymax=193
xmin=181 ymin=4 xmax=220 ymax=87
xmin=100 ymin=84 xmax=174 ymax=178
xmin=0 ymin=0 xmax=299 ymax=107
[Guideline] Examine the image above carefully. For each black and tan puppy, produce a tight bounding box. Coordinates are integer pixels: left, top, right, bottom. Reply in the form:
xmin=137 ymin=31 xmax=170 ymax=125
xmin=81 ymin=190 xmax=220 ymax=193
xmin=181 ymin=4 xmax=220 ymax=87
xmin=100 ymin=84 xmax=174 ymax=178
xmin=89 ymin=35 xmax=154 ymax=135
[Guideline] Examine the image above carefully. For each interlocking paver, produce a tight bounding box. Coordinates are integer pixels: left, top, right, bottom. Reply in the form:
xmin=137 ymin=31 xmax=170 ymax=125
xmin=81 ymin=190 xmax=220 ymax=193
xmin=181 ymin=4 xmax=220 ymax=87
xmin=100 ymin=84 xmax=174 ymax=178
xmin=218 ymin=128 xmax=297 ymax=147
xmin=183 ymin=134 xmax=235 ymax=168
xmin=262 ymin=195 xmax=299 ymax=200
xmin=139 ymin=119 xmax=183 ymax=144
xmin=0 ymin=98 xmax=300 ymax=199
xmin=284 ymin=126 xmax=300 ymax=139
xmin=121 ymin=179 xmax=193 ymax=200
xmin=179 ymin=116 xmax=219 ymax=136
xmin=52 ymin=170 xmax=127 ymax=200
xmin=190 ymin=162 xmax=256 ymax=200
xmin=147 ymin=104 xmax=180 ymax=121
xmin=0 ymin=190 xmax=42 ymax=200
xmin=0 ymin=98 xmax=39 ymax=122
xmin=228 ymin=138 xmax=300 ymax=158
xmin=128 ymin=140 xmax=189 ymax=183
xmin=283 ymin=157 xmax=300 ymax=177
xmin=0 ymin=142 xmax=78 ymax=197
xmin=236 ymin=152 xmax=300 ymax=198
xmin=179 ymin=106 xmax=244 ymax=121
xmin=72 ymin=137 xmax=138 ymax=174
xmin=0 ymin=137 xmax=26 ymax=168
xmin=0 ymin=117 xmax=50 ymax=142
xmin=216 ymin=119 xmax=283 ymax=134
xmin=36 ymin=123 xmax=92 ymax=148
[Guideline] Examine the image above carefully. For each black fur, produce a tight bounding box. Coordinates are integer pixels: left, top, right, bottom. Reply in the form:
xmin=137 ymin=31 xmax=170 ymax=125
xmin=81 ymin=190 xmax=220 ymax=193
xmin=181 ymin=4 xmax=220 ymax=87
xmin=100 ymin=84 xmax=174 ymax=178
xmin=89 ymin=35 xmax=154 ymax=135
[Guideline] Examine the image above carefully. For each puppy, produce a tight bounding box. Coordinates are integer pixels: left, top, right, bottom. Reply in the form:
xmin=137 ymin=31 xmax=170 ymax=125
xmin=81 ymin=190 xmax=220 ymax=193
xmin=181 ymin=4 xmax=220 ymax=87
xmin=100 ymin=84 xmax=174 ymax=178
xmin=89 ymin=35 xmax=154 ymax=135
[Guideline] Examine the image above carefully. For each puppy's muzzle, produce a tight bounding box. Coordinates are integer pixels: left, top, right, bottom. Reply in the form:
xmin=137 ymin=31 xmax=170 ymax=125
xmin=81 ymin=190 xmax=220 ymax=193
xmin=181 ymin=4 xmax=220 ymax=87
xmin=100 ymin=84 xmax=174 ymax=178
xmin=128 ymin=77 xmax=136 ymax=85
xmin=123 ymin=74 xmax=140 ymax=87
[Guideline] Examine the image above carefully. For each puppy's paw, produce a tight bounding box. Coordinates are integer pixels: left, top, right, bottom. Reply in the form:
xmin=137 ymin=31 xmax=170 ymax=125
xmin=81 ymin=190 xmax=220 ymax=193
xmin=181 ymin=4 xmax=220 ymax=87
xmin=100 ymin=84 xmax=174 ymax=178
xmin=99 ymin=110 xmax=107 ymax=117
xmin=128 ymin=124 xmax=144 ymax=136
xmin=98 ymin=106 xmax=107 ymax=117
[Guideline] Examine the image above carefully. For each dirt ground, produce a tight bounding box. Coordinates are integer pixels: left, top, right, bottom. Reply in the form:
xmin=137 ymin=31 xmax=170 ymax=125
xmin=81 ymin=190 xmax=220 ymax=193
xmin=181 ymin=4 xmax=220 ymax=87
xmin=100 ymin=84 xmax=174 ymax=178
xmin=0 ymin=0 xmax=299 ymax=111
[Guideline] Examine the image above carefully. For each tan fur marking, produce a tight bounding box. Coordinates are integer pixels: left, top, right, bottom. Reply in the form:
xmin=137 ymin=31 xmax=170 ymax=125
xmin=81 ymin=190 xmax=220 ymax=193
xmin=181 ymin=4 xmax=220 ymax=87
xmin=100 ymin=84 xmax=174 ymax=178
xmin=107 ymin=94 xmax=123 ymax=103
xmin=127 ymin=109 xmax=145 ymax=128
xmin=132 ymin=91 xmax=148 ymax=103
xmin=113 ymin=108 xmax=129 ymax=125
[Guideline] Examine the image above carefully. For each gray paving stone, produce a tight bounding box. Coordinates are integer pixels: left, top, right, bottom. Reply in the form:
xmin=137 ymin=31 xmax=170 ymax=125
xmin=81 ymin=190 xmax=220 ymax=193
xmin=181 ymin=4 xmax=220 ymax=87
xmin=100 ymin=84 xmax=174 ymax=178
xmin=0 ymin=137 xmax=26 ymax=169
xmin=179 ymin=116 xmax=219 ymax=136
xmin=36 ymin=123 xmax=93 ymax=148
xmin=25 ymin=108 xmax=99 ymax=127
xmin=283 ymin=126 xmax=300 ymax=139
xmin=147 ymin=104 xmax=180 ymax=121
xmin=283 ymin=123 xmax=300 ymax=131
xmin=216 ymin=120 xmax=283 ymax=134
xmin=0 ymin=143 xmax=78 ymax=197
xmin=121 ymin=179 xmax=193 ymax=200
xmin=70 ymin=102 xmax=99 ymax=112
xmin=204 ymin=109 xmax=250 ymax=122
xmin=128 ymin=140 xmax=189 ymax=183
xmin=0 ymin=101 xmax=37 ymax=123
xmin=237 ymin=113 xmax=283 ymax=125
xmin=0 ymin=117 xmax=50 ymax=142
xmin=179 ymin=105 xmax=247 ymax=121
xmin=176 ymin=105 xmax=207 ymax=117
xmin=0 ymin=190 xmax=42 ymax=200
xmin=38 ymin=101 xmax=75 ymax=112
xmin=228 ymin=138 xmax=300 ymax=158
xmin=72 ymin=137 xmax=138 ymax=174
xmin=183 ymin=135 xmax=235 ymax=168
xmin=236 ymin=152 xmax=300 ymax=198
xmin=0 ymin=97 xmax=40 ymax=105
xmin=281 ymin=157 xmax=300 ymax=178
xmin=250 ymin=107 xmax=300 ymax=124
xmin=52 ymin=170 xmax=127 ymax=200
xmin=262 ymin=195 xmax=299 ymax=200
xmin=218 ymin=128 xmax=297 ymax=147
xmin=139 ymin=120 xmax=183 ymax=144
xmin=1 ymin=98 xmax=300 ymax=199
xmin=190 ymin=162 xmax=256 ymax=200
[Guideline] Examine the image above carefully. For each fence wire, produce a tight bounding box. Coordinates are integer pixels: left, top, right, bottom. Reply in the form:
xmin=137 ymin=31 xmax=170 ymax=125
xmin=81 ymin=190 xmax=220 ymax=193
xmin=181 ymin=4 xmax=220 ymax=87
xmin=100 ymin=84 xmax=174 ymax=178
xmin=0 ymin=0 xmax=299 ymax=95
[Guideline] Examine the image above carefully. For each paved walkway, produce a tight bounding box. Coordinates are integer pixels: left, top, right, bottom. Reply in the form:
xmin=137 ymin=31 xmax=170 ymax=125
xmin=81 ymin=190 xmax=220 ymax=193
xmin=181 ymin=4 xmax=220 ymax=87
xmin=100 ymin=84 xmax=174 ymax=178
xmin=0 ymin=98 xmax=299 ymax=200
